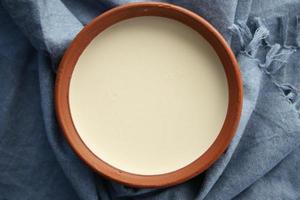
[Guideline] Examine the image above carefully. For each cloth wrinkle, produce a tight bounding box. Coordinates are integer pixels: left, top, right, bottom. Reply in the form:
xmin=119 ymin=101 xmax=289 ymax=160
xmin=296 ymin=16 xmax=300 ymax=47
xmin=279 ymin=16 xmax=289 ymax=47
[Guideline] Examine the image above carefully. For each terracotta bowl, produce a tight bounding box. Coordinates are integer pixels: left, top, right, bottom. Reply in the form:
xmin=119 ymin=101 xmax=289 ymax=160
xmin=55 ymin=2 xmax=242 ymax=188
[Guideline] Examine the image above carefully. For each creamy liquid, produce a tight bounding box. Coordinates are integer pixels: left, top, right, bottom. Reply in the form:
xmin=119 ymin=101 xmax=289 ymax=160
xmin=69 ymin=17 xmax=228 ymax=175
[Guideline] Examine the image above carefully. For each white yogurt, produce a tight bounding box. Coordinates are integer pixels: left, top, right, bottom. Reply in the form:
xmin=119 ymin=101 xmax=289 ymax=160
xmin=69 ymin=16 xmax=228 ymax=175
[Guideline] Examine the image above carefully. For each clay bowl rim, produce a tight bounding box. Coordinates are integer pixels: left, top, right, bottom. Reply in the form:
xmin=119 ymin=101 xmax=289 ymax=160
xmin=55 ymin=2 xmax=243 ymax=188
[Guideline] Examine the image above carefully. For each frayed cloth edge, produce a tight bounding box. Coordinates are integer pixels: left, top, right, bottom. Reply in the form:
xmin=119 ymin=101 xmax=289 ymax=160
xmin=230 ymin=18 xmax=299 ymax=115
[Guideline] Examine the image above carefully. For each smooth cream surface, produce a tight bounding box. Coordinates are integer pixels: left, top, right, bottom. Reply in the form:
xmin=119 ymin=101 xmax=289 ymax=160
xmin=69 ymin=17 xmax=228 ymax=175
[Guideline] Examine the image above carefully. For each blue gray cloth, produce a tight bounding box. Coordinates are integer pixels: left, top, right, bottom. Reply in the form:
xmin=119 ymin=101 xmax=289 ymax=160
xmin=0 ymin=0 xmax=300 ymax=199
